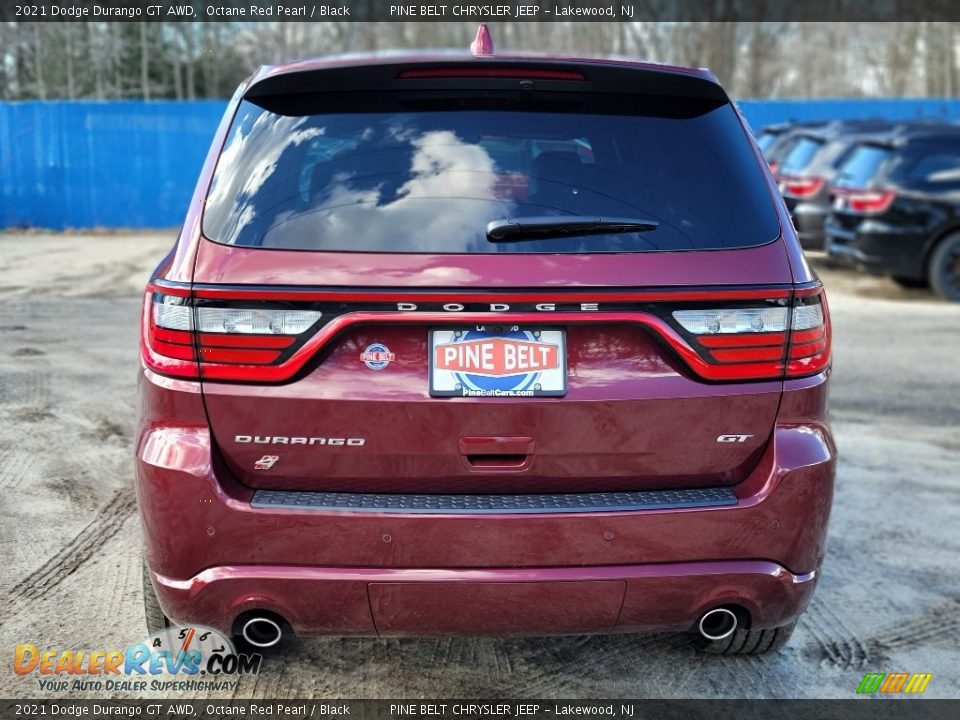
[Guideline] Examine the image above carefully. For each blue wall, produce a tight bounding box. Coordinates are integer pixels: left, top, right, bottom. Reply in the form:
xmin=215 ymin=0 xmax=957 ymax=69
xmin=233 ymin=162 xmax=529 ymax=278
xmin=2 ymin=98 xmax=960 ymax=230
xmin=737 ymin=97 xmax=960 ymax=129
xmin=0 ymin=101 xmax=226 ymax=229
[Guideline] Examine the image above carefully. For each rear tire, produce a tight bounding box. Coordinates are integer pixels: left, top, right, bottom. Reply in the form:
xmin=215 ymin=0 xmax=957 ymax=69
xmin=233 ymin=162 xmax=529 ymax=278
xmin=142 ymin=559 xmax=170 ymax=634
xmin=693 ymin=620 xmax=797 ymax=655
xmin=928 ymin=232 xmax=960 ymax=301
xmin=891 ymin=275 xmax=929 ymax=289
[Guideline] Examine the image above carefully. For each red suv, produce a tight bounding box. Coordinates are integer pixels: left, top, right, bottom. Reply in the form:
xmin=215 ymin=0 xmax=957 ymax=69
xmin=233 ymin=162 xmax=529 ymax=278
xmin=138 ymin=33 xmax=835 ymax=655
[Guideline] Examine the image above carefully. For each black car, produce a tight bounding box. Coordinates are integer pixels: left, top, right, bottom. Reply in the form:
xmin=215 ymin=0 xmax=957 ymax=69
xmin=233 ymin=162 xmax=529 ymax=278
xmin=756 ymin=121 xmax=830 ymax=174
xmin=776 ymin=122 xmax=939 ymax=250
xmin=825 ymin=130 xmax=960 ymax=299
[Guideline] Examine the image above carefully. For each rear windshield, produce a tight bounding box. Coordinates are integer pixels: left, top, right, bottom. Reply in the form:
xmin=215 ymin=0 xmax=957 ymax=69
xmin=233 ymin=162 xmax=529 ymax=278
xmin=778 ymin=136 xmax=825 ymax=176
xmin=833 ymin=143 xmax=892 ymax=189
xmin=203 ymin=93 xmax=779 ymax=253
xmin=900 ymin=145 xmax=960 ymax=184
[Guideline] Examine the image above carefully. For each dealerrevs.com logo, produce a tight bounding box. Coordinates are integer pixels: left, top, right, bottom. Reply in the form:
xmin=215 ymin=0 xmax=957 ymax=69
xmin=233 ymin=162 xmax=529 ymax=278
xmin=14 ymin=626 xmax=261 ymax=693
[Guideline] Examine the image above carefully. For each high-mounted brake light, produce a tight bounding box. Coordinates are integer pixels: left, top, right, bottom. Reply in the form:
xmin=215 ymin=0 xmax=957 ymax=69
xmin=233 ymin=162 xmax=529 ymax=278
xmin=397 ymin=67 xmax=586 ymax=81
xmin=780 ymin=176 xmax=825 ymax=198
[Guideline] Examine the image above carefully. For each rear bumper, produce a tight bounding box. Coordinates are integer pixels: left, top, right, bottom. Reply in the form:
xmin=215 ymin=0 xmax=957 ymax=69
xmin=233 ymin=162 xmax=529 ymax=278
xmin=136 ymin=369 xmax=835 ymax=637
xmin=792 ymin=203 xmax=829 ymax=250
xmin=150 ymin=561 xmax=816 ymax=637
xmin=825 ymin=220 xmax=928 ymax=279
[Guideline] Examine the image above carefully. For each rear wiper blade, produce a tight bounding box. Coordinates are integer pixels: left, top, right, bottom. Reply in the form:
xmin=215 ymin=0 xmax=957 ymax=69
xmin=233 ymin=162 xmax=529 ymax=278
xmin=486 ymin=215 xmax=659 ymax=243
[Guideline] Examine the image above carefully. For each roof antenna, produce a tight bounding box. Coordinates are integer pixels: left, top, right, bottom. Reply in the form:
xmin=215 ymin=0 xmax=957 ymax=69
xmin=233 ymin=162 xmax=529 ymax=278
xmin=471 ymin=24 xmax=495 ymax=57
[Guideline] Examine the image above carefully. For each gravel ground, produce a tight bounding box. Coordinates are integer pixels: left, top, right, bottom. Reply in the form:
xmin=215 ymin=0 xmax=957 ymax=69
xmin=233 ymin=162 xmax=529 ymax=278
xmin=0 ymin=233 xmax=957 ymax=699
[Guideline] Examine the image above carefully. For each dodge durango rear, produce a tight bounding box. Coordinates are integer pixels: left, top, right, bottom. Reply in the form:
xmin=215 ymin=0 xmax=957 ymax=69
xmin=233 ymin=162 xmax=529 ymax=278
xmin=137 ymin=28 xmax=836 ymax=655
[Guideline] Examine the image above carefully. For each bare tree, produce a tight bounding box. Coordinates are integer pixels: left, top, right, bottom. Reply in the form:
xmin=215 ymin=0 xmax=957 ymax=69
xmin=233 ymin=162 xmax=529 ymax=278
xmin=139 ymin=22 xmax=150 ymax=99
xmin=32 ymin=24 xmax=46 ymax=99
xmin=2 ymin=21 xmax=958 ymax=102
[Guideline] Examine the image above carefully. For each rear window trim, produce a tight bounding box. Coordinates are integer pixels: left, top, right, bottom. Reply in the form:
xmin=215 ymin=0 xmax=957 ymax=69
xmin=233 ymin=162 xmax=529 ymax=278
xmin=199 ymin=233 xmax=783 ymax=256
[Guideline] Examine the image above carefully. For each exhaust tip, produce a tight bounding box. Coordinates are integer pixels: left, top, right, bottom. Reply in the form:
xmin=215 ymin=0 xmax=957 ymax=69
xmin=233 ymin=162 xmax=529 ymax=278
xmin=241 ymin=616 xmax=283 ymax=648
xmin=698 ymin=607 xmax=739 ymax=641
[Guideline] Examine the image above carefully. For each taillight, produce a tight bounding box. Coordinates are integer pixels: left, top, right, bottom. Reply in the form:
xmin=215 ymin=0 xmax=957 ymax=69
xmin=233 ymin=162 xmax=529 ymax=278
xmin=839 ymin=188 xmax=896 ymax=215
xmin=141 ymin=285 xmax=322 ymax=381
xmin=780 ymin=176 xmax=825 ymax=198
xmin=193 ymin=306 xmax=320 ymax=368
xmin=672 ymin=306 xmax=788 ymax=380
xmin=142 ymin=289 xmax=199 ymax=379
xmin=670 ymin=287 xmax=831 ymax=381
xmin=142 ymin=282 xmax=831 ymax=385
xmin=786 ymin=289 xmax=831 ymax=378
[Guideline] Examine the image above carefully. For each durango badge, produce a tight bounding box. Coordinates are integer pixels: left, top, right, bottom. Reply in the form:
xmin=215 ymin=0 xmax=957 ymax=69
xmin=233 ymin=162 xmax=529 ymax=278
xmin=361 ymin=343 xmax=395 ymax=370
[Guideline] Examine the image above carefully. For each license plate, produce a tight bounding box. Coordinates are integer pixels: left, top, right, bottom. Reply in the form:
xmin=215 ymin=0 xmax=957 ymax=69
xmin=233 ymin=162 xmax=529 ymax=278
xmin=429 ymin=327 xmax=567 ymax=397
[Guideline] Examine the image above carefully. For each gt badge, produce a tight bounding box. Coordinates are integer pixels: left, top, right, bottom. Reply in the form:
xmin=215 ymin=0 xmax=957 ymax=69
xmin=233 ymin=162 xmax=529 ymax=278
xmin=254 ymin=455 xmax=279 ymax=470
xmin=361 ymin=343 xmax=395 ymax=371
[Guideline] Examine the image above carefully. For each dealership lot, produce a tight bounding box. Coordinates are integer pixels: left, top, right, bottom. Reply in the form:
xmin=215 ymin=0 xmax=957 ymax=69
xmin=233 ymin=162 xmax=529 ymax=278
xmin=0 ymin=232 xmax=957 ymax=699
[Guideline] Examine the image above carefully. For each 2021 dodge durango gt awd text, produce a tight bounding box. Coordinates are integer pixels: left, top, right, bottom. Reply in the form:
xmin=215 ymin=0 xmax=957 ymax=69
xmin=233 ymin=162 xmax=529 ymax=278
xmin=137 ymin=41 xmax=836 ymax=656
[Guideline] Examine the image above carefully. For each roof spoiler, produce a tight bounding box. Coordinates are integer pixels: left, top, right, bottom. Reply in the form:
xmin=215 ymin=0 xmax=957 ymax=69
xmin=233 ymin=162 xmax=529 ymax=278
xmin=243 ymin=58 xmax=729 ymax=104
